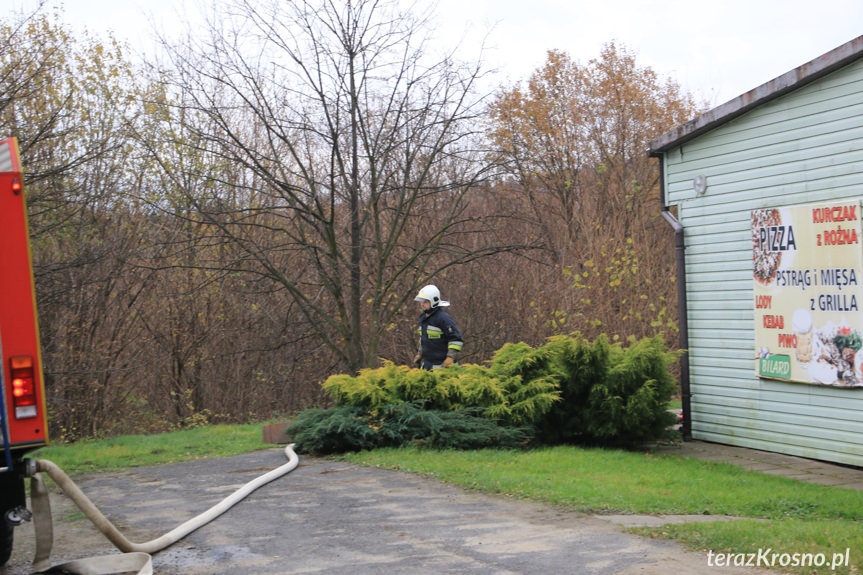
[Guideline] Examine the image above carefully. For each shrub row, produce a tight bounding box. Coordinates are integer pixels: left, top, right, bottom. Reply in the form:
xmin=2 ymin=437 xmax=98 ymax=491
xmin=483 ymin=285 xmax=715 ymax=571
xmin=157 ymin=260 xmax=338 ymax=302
xmin=287 ymin=334 xmax=679 ymax=453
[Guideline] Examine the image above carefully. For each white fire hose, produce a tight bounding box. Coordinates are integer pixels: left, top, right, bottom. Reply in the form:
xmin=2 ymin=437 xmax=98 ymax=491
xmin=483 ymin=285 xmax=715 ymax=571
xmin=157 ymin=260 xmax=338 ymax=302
xmin=27 ymin=443 xmax=299 ymax=575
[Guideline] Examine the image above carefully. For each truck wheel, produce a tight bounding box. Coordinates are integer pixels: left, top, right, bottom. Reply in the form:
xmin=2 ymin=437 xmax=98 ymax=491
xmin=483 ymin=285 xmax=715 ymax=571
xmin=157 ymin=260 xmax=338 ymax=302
xmin=0 ymin=519 xmax=12 ymax=566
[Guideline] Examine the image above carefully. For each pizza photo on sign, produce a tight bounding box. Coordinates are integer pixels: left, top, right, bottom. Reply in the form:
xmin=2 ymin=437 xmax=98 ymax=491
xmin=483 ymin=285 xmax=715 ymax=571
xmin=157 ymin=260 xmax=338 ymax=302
xmin=752 ymin=208 xmax=796 ymax=286
xmin=752 ymin=208 xmax=783 ymax=285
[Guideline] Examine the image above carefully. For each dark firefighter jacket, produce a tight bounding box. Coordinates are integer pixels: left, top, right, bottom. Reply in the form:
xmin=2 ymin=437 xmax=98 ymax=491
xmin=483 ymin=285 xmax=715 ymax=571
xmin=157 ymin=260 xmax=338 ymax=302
xmin=417 ymin=307 xmax=463 ymax=370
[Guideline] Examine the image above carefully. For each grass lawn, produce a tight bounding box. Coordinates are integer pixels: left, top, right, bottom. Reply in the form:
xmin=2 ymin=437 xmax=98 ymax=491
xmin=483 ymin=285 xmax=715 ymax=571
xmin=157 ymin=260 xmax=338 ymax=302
xmin=30 ymin=426 xmax=862 ymax=574
xmin=31 ymin=423 xmax=268 ymax=475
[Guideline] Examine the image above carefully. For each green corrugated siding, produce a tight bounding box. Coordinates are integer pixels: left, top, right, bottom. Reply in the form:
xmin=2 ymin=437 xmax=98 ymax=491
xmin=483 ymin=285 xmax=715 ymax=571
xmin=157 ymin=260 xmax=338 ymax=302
xmin=664 ymin=58 xmax=863 ymax=467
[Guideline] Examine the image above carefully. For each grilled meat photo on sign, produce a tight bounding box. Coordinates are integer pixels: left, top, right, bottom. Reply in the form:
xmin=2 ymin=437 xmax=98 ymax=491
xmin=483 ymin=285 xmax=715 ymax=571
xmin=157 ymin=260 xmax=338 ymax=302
xmin=808 ymin=322 xmax=863 ymax=386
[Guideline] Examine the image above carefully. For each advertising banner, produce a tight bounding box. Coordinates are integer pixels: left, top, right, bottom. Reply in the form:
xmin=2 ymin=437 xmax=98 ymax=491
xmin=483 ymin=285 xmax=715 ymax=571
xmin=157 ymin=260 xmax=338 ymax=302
xmin=753 ymin=201 xmax=863 ymax=387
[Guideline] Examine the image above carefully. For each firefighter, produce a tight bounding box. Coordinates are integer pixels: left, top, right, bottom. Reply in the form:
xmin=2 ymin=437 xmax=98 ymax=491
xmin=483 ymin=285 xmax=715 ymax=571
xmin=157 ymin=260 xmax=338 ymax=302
xmin=412 ymin=285 xmax=463 ymax=370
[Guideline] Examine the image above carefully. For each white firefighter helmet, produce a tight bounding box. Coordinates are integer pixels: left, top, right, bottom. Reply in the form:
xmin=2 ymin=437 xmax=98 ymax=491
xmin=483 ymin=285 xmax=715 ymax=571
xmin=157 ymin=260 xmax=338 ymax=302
xmin=415 ymin=284 xmax=449 ymax=307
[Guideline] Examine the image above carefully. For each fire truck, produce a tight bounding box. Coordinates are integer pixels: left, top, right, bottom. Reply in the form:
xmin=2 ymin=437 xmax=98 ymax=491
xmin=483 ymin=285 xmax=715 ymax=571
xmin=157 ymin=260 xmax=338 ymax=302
xmin=0 ymin=137 xmax=49 ymax=566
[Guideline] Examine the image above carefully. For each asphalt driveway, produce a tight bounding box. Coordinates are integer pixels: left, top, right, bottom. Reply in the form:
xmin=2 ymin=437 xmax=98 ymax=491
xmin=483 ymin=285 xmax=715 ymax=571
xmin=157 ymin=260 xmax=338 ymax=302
xmin=2 ymin=448 xmax=770 ymax=574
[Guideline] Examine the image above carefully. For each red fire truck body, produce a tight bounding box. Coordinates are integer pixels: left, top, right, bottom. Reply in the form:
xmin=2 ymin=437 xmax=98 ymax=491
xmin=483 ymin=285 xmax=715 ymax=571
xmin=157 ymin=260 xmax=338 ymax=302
xmin=0 ymin=136 xmax=49 ymax=565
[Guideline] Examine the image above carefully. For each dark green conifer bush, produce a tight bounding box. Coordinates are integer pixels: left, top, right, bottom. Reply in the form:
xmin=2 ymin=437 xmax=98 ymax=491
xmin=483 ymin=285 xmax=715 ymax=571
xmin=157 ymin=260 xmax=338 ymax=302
xmin=285 ymin=406 xmax=380 ymax=454
xmin=287 ymin=402 xmax=531 ymax=454
xmin=534 ymin=335 xmax=678 ymax=446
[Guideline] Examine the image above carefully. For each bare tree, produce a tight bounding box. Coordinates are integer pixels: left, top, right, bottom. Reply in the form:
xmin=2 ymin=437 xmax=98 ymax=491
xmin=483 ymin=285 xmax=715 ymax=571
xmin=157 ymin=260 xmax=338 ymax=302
xmin=143 ymin=0 xmax=523 ymax=372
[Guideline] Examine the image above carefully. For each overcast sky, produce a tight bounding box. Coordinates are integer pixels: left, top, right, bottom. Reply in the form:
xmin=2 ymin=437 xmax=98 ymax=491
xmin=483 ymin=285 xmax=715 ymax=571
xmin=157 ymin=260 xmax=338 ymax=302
xmin=12 ymin=0 xmax=863 ymax=108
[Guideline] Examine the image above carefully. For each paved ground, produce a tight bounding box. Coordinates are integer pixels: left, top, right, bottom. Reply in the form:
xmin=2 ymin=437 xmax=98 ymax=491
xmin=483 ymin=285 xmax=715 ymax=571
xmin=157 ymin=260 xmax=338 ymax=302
xmin=2 ymin=438 xmax=861 ymax=575
xmin=657 ymin=439 xmax=863 ymax=491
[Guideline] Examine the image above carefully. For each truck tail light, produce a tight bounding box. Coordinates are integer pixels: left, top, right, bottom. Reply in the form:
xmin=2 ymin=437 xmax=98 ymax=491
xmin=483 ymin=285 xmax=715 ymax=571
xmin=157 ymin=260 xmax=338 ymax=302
xmin=10 ymin=356 xmax=38 ymax=419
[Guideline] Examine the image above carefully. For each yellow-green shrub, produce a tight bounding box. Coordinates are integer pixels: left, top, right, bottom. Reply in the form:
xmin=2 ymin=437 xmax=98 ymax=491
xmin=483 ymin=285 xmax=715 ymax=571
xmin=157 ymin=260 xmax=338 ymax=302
xmin=323 ymin=360 xmax=559 ymax=427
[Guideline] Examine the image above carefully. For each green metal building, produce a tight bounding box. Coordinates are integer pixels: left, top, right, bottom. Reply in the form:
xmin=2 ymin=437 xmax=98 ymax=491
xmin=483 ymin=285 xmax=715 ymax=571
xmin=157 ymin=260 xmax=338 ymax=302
xmin=649 ymin=36 xmax=863 ymax=467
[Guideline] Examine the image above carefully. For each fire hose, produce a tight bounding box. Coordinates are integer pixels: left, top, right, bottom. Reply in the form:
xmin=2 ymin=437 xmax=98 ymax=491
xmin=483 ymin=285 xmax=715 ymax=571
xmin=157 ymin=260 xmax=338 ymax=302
xmin=26 ymin=443 xmax=299 ymax=575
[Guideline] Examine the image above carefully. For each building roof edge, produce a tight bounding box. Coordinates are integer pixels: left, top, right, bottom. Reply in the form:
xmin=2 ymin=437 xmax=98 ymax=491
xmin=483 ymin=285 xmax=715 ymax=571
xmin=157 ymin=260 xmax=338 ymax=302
xmin=648 ymin=35 xmax=863 ymax=157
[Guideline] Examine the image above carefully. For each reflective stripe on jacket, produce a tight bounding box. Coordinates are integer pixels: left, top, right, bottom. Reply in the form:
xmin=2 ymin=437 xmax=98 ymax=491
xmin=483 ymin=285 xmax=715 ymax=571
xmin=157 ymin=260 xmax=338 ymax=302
xmin=417 ymin=307 xmax=463 ymax=367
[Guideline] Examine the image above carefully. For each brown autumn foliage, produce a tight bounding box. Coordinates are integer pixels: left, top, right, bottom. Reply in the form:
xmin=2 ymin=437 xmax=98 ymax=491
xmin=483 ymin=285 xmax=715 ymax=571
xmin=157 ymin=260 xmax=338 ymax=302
xmin=1 ymin=5 xmax=702 ymax=440
xmin=484 ymin=44 xmax=702 ymax=350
